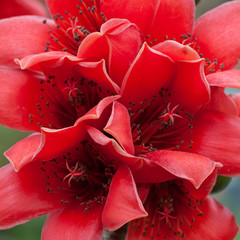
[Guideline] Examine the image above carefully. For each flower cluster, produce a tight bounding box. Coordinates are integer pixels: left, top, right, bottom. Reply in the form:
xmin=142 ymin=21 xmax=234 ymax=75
xmin=0 ymin=0 xmax=240 ymax=239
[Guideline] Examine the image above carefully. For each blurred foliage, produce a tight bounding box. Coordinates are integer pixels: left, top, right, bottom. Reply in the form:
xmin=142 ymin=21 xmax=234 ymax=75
xmin=212 ymin=176 xmax=232 ymax=194
xmin=195 ymin=0 xmax=201 ymax=5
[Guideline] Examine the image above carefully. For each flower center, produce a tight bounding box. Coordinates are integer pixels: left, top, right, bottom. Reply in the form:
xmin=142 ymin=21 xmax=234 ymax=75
xmin=128 ymin=89 xmax=195 ymax=155
xmin=129 ymin=181 xmax=204 ymax=239
xmin=28 ymin=73 xmax=111 ymax=130
xmin=43 ymin=0 xmax=106 ymax=55
xmin=40 ymin=141 xmax=116 ymax=211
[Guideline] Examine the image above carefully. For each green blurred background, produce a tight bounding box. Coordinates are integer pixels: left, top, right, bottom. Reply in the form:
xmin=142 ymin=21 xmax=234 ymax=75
xmin=0 ymin=0 xmax=240 ymax=239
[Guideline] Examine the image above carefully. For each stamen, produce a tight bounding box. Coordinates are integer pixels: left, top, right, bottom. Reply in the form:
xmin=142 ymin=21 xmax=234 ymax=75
xmin=159 ymin=103 xmax=183 ymax=125
xmin=156 ymin=207 xmax=177 ymax=224
xmin=63 ymin=161 xmax=85 ymax=187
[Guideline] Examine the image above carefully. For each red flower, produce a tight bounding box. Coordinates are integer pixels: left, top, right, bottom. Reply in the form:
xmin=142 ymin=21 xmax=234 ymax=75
xmin=127 ymin=181 xmax=239 ymax=240
xmin=0 ymin=0 xmax=48 ymax=19
xmin=0 ymin=98 xmax=147 ymax=239
xmin=1 ymin=0 xmax=240 ymax=132
xmin=31 ymin=10 xmax=240 ymax=238
xmin=0 ymin=0 xmax=240 ymax=239
xmin=71 ymin=17 xmax=240 ymax=177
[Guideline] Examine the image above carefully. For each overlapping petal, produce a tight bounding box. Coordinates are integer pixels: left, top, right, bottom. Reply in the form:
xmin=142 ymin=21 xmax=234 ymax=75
xmin=0 ymin=68 xmax=47 ymax=131
xmin=0 ymin=16 xmax=54 ymax=67
xmin=189 ymin=111 xmax=240 ymax=176
xmin=78 ymin=18 xmax=143 ymax=87
xmin=42 ymin=204 xmax=103 ymax=240
xmin=170 ymin=59 xmax=210 ymax=108
xmin=0 ymin=163 xmax=62 ymax=229
xmin=4 ymin=133 xmax=41 ymax=171
xmin=147 ymin=0 xmax=195 ymax=43
xmin=206 ymin=87 xmax=238 ymax=116
xmin=0 ymin=0 xmax=48 ymax=19
xmin=34 ymin=96 xmax=120 ymax=161
xmin=126 ymin=195 xmax=238 ymax=240
xmin=121 ymin=43 xmax=175 ymax=105
xmin=104 ymin=101 xmax=134 ymax=155
xmin=193 ymin=1 xmax=240 ymax=70
xmin=101 ymin=0 xmax=195 ymax=43
xmin=184 ymin=197 xmax=239 ymax=239
xmin=133 ymin=150 xmax=221 ymax=190
xmin=102 ymin=165 xmax=147 ymax=231
xmin=207 ymin=69 xmax=240 ymax=89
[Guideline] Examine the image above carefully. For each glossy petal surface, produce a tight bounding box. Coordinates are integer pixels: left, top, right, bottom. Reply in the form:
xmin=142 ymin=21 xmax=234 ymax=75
xmin=0 ymin=0 xmax=48 ymax=19
xmin=0 ymin=163 xmax=61 ymax=229
xmin=171 ymin=59 xmax=210 ymax=108
xmin=0 ymin=68 xmax=47 ymax=131
xmin=190 ymin=111 xmax=240 ymax=176
xmin=102 ymin=165 xmax=147 ymax=231
xmin=4 ymin=133 xmax=41 ymax=171
xmin=127 ymin=195 xmax=238 ymax=240
xmin=134 ymin=150 xmax=221 ymax=189
xmin=194 ymin=1 xmax=240 ymax=70
xmin=121 ymin=43 xmax=175 ymax=105
xmin=0 ymin=16 xmax=54 ymax=67
xmin=104 ymin=101 xmax=134 ymax=155
xmin=42 ymin=204 xmax=103 ymax=240
xmin=101 ymin=0 xmax=195 ymax=43
xmin=207 ymin=69 xmax=240 ymax=89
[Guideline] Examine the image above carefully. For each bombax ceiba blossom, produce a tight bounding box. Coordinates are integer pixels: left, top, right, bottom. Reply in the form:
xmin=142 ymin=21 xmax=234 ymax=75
xmin=0 ymin=0 xmax=240 ymax=239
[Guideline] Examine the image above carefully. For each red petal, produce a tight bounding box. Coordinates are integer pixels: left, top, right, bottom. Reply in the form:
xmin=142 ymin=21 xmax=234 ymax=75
xmin=102 ymin=165 xmax=147 ymax=231
xmin=206 ymin=87 xmax=238 ymax=116
xmin=193 ymin=1 xmax=240 ymax=70
xmin=34 ymin=126 xmax=87 ymax=161
xmin=153 ymin=40 xmax=200 ymax=61
xmin=16 ymin=51 xmax=79 ymax=70
xmin=127 ymin=195 xmax=238 ymax=240
xmin=0 ymin=68 xmax=47 ymax=131
xmin=45 ymin=0 xmax=80 ymax=23
xmin=4 ymin=133 xmax=41 ymax=171
xmin=78 ymin=19 xmax=142 ymax=88
xmin=147 ymin=0 xmax=195 ymax=43
xmin=100 ymin=18 xmax=142 ymax=86
xmin=101 ymin=0 xmax=195 ymax=43
xmin=121 ymin=43 xmax=175 ymax=105
xmin=184 ymin=167 xmax=219 ymax=199
xmin=0 ymin=163 xmax=61 ymax=229
xmin=207 ymin=69 xmax=240 ymax=88
xmin=171 ymin=59 xmax=210 ymax=108
xmin=100 ymin=0 xmax=160 ymax=37
xmin=42 ymin=204 xmax=103 ymax=240
xmin=0 ymin=0 xmax=48 ymax=19
xmin=134 ymin=150 xmax=221 ymax=189
xmin=181 ymin=196 xmax=238 ymax=240
xmin=0 ymin=16 xmax=54 ymax=67
xmin=35 ymin=96 xmax=119 ymax=161
xmin=190 ymin=111 xmax=240 ymax=176
xmin=86 ymin=125 xmax=142 ymax=170
xmin=76 ymin=60 xmax=121 ymax=94
xmin=77 ymin=32 xmax=109 ymax=61
xmin=104 ymin=101 xmax=134 ymax=155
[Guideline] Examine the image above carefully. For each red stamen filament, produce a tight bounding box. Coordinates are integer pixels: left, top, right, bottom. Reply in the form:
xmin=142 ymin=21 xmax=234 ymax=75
xmin=63 ymin=161 xmax=85 ymax=187
xmin=159 ymin=103 xmax=182 ymax=125
xmin=156 ymin=207 xmax=177 ymax=225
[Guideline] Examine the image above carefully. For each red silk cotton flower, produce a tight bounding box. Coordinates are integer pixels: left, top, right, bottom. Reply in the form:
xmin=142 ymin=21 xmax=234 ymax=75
xmin=1 ymin=97 xmax=148 ymax=239
xmin=5 ymin=17 xmax=240 ymax=240
xmin=1 ymin=0 xmax=240 ymax=239
xmin=1 ymin=0 xmax=240 ymax=132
